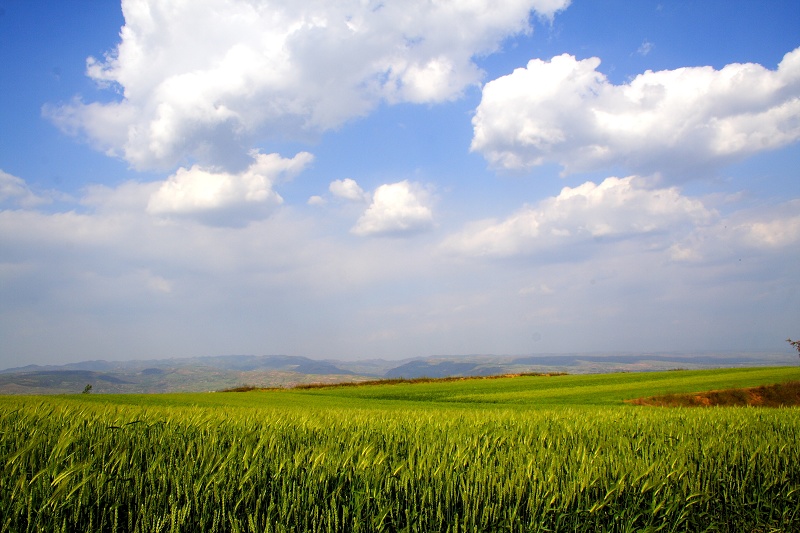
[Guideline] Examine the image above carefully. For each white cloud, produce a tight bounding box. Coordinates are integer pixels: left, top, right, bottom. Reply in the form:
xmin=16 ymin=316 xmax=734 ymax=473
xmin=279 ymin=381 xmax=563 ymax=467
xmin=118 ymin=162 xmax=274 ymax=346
xmin=471 ymin=48 xmax=800 ymax=178
xmin=667 ymin=243 xmax=702 ymax=263
xmin=0 ymin=172 xmax=452 ymax=363
xmin=146 ymin=150 xmax=313 ymax=226
xmin=1 ymin=171 xmax=797 ymax=364
xmin=329 ymin=178 xmax=368 ymax=202
xmin=352 ymin=180 xmax=434 ymax=237
xmin=743 ymin=214 xmax=800 ymax=248
xmin=82 ymin=180 xmax=158 ymax=213
xmin=443 ymin=176 xmax=714 ymax=257
xmin=519 ymin=283 xmax=554 ymax=295
xmin=46 ymin=0 xmax=570 ymax=170
xmin=669 ymin=199 xmax=800 ymax=262
xmin=139 ymin=269 xmax=173 ymax=294
xmin=0 ymin=170 xmax=52 ymax=208
xmin=636 ymin=40 xmax=654 ymax=57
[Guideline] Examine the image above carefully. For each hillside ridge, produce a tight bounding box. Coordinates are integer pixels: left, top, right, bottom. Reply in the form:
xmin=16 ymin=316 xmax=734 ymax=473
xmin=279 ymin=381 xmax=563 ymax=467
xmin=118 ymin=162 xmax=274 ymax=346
xmin=0 ymin=352 xmax=794 ymax=394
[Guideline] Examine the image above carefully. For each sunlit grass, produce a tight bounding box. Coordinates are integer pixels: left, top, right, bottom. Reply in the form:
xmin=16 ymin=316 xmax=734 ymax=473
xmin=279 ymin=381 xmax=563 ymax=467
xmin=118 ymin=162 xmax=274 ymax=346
xmin=1 ymin=367 xmax=799 ymax=532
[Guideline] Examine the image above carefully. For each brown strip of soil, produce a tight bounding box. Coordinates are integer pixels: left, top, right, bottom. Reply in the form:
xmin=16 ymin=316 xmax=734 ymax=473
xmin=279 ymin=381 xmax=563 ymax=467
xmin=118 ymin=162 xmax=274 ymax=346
xmin=628 ymin=381 xmax=800 ymax=407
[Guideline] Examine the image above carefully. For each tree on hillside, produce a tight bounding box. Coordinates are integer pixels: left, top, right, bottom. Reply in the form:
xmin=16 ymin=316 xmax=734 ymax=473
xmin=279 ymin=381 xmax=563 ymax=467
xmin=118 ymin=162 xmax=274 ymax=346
xmin=788 ymin=338 xmax=800 ymax=358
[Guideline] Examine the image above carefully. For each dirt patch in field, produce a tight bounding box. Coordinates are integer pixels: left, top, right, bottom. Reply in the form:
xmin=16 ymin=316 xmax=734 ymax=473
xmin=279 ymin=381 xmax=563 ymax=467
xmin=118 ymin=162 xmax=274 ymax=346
xmin=629 ymin=381 xmax=800 ymax=407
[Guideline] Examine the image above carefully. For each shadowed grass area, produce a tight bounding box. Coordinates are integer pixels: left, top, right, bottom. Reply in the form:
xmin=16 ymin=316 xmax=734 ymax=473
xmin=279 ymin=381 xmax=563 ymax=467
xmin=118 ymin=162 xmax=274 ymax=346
xmin=630 ymin=380 xmax=800 ymax=407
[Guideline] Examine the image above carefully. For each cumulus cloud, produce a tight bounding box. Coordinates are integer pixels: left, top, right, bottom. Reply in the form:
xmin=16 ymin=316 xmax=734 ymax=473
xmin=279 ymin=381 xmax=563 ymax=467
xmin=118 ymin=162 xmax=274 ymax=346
xmin=46 ymin=0 xmax=570 ymax=170
xmin=443 ymin=176 xmax=714 ymax=257
xmin=1 ymin=171 xmax=797 ymax=362
xmin=330 ymin=178 xmax=369 ymax=202
xmin=352 ymin=180 xmax=434 ymax=237
xmin=471 ymin=48 xmax=800 ymax=178
xmin=146 ymin=150 xmax=313 ymax=226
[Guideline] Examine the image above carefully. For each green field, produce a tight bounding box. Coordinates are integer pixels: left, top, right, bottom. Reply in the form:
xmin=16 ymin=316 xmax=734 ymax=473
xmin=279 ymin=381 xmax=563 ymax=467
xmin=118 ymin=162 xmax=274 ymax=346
xmin=2 ymin=366 xmax=799 ymax=532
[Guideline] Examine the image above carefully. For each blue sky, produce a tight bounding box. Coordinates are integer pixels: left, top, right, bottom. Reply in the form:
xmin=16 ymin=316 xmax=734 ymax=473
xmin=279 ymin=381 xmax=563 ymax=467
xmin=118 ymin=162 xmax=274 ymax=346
xmin=1 ymin=0 xmax=798 ymax=368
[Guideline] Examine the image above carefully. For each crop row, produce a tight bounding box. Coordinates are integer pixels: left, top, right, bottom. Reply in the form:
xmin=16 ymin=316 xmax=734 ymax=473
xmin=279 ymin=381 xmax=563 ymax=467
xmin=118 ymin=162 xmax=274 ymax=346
xmin=1 ymin=398 xmax=799 ymax=532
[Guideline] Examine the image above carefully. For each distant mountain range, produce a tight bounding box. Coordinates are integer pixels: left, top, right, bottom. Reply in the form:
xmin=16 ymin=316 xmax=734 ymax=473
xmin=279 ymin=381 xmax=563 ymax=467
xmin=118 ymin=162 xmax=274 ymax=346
xmin=0 ymin=352 xmax=795 ymax=394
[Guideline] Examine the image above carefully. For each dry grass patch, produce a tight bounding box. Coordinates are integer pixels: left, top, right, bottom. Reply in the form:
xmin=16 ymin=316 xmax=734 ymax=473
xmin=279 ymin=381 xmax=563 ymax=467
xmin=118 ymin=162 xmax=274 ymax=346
xmin=630 ymin=380 xmax=800 ymax=407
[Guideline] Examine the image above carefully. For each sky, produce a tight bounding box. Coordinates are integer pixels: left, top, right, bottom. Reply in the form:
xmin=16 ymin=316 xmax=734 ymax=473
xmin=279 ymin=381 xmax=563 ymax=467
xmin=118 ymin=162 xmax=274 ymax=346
xmin=0 ymin=0 xmax=799 ymax=369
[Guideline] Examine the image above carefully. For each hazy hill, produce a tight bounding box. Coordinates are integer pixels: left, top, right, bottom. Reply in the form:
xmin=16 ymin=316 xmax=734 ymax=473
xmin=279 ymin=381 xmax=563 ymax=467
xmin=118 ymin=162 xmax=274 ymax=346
xmin=0 ymin=352 xmax=794 ymax=394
